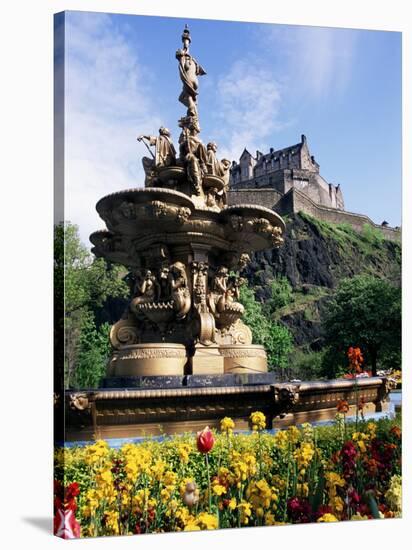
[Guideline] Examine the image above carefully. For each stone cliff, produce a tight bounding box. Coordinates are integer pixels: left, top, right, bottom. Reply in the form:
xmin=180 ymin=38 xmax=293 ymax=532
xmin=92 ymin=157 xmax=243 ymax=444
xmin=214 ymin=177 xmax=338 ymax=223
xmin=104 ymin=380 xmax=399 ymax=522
xmin=243 ymin=212 xmax=401 ymax=351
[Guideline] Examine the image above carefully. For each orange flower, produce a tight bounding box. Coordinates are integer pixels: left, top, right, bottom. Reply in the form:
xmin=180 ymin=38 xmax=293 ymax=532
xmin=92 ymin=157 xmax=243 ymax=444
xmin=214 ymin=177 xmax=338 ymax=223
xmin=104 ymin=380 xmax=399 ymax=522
xmin=337 ymin=400 xmax=349 ymax=414
xmin=390 ymin=426 xmax=401 ymax=439
xmin=347 ymin=347 xmax=364 ymax=374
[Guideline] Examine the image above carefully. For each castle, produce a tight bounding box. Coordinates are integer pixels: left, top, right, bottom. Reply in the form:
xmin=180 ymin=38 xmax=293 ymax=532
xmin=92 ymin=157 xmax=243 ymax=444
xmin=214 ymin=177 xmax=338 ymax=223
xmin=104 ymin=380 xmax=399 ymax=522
xmin=228 ymin=135 xmax=400 ymax=241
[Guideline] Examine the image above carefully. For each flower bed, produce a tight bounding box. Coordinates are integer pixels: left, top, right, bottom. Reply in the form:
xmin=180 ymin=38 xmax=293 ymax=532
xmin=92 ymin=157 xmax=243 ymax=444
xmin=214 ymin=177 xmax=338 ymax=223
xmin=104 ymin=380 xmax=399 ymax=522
xmin=54 ymin=412 xmax=401 ymax=538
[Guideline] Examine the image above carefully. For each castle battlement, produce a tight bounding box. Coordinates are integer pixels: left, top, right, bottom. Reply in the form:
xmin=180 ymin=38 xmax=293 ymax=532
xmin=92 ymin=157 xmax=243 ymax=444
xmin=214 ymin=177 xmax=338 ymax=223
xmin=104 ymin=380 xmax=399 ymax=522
xmin=230 ymin=135 xmax=344 ymax=211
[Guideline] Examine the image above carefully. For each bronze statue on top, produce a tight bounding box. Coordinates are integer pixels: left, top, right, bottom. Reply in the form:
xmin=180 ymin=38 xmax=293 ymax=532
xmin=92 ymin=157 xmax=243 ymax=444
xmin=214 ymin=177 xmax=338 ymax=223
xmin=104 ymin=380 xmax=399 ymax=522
xmin=176 ymin=25 xmax=206 ymax=117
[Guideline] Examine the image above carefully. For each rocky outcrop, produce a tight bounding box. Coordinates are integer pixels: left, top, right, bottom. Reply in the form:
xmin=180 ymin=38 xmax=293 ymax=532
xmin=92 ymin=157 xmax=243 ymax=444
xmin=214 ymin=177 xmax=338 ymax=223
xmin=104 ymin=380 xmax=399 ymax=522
xmin=244 ymin=213 xmax=401 ymax=349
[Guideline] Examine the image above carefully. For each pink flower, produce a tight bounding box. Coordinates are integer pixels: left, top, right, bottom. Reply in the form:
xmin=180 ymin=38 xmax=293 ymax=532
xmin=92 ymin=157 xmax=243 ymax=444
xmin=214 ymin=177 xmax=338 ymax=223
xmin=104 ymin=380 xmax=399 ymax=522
xmin=196 ymin=426 xmax=215 ymax=454
xmin=54 ymin=509 xmax=81 ymax=539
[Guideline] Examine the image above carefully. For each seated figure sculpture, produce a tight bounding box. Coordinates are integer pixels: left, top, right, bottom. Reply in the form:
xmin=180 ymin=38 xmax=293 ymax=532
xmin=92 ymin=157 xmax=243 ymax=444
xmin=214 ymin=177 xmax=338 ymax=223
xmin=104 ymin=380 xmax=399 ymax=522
xmin=138 ymin=127 xmax=177 ymax=186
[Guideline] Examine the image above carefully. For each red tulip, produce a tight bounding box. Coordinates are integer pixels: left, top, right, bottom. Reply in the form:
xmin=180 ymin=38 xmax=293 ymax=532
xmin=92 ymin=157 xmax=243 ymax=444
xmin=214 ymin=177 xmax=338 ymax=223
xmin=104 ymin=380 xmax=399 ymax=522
xmin=54 ymin=509 xmax=81 ymax=539
xmin=196 ymin=426 xmax=215 ymax=454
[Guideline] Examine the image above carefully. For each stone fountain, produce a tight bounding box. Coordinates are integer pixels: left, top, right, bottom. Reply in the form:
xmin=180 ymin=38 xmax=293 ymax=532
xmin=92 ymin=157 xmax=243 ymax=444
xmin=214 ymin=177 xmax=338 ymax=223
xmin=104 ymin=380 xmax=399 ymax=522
xmin=63 ymin=27 xmax=394 ymax=442
xmin=90 ymin=26 xmax=285 ymax=380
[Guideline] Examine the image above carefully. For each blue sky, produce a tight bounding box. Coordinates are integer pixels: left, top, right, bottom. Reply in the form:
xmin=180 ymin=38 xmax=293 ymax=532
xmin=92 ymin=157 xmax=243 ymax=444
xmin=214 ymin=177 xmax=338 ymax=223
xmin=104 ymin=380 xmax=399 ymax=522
xmin=58 ymin=11 xmax=402 ymax=246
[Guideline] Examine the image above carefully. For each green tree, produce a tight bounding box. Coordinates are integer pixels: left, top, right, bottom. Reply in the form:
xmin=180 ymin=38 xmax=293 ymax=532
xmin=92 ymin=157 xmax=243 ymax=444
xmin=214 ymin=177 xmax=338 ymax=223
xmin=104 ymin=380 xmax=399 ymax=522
xmin=54 ymin=222 xmax=129 ymax=388
xmin=239 ymin=286 xmax=293 ymax=370
xmin=322 ymin=275 xmax=401 ymax=376
xmin=72 ymin=316 xmax=111 ymax=388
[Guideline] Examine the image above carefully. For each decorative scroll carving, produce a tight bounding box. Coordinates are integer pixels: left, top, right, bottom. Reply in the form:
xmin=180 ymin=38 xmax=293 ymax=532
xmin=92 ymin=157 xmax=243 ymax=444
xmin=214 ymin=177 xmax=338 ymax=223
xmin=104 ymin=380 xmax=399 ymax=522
xmin=216 ymin=319 xmax=253 ymax=345
xmin=110 ymin=319 xmax=140 ymax=349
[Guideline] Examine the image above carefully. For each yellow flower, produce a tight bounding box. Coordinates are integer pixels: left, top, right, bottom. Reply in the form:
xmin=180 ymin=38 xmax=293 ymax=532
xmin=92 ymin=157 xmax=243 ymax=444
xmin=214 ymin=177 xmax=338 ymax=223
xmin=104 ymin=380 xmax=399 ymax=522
xmin=228 ymin=497 xmax=237 ymax=510
xmin=245 ymin=479 xmax=277 ymax=514
xmin=317 ymin=513 xmax=339 ymax=523
xmin=85 ymin=488 xmax=99 ymax=512
xmin=271 ymin=474 xmax=287 ymax=492
xmin=151 ymin=458 xmax=167 ymax=480
xmin=325 ymin=472 xmax=346 ymax=511
xmin=366 ymin=422 xmax=377 ymax=439
xmin=177 ymin=443 xmax=191 ymax=464
xmin=325 ymin=472 xmax=345 ymax=486
xmin=332 ymin=496 xmax=344 ymax=513
xmin=104 ymin=510 xmax=120 ymax=534
xmin=184 ymin=512 xmax=218 ymax=530
xmin=162 ymin=470 xmax=177 ymax=488
xmin=84 ymin=440 xmax=110 ymax=465
xmin=184 ymin=521 xmax=201 ymax=531
xmin=350 ymin=513 xmax=369 ymax=521
xmin=294 ymin=442 xmax=315 ymax=471
xmin=264 ymin=512 xmax=277 ymax=525
xmin=352 ymin=432 xmax=369 ymax=453
xmin=301 ymin=422 xmax=314 ymax=441
xmin=212 ymin=482 xmax=227 ymax=496
xmin=297 ymin=482 xmax=309 ymax=497
xmin=274 ymin=430 xmax=289 ymax=451
xmin=238 ymin=500 xmax=252 ymax=525
xmin=250 ymin=411 xmax=266 ymax=431
xmin=287 ymin=425 xmax=301 ymax=444
xmin=220 ymin=416 xmax=235 ymax=433
xmin=385 ymin=474 xmax=402 ymax=515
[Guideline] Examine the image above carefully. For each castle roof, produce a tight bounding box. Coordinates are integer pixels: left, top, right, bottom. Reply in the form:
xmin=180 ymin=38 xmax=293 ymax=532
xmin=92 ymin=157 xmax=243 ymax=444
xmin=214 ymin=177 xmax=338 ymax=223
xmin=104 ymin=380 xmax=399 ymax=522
xmin=255 ymin=141 xmax=303 ymax=164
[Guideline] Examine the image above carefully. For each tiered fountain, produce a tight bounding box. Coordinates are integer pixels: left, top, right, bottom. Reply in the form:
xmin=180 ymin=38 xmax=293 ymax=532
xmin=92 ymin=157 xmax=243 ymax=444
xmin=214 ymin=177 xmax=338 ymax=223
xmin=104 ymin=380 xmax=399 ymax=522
xmin=65 ymin=27 xmax=394 ymax=441
xmin=90 ymin=25 xmax=285 ymax=380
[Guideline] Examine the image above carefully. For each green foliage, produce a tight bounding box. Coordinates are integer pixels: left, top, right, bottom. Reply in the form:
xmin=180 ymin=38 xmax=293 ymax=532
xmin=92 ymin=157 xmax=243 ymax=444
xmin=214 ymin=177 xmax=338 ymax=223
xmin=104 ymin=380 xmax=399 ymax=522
xmin=322 ymin=275 xmax=401 ymax=376
xmin=239 ymin=286 xmax=293 ymax=370
xmin=361 ymin=223 xmax=385 ymax=245
xmin=56 ymin=223 xmax=128 ymax=316
xmin=266 ymin=276 xmax=294 ymax=311
xmin=265 ymin=323 xmax=294 ymax=370
xmin=72 ymin=316 xmax=111 ymax=389
xmin=287 ymin=349 xmax=326 ymax=380
xmin=55 ymin=222 xmax=129 ymax=388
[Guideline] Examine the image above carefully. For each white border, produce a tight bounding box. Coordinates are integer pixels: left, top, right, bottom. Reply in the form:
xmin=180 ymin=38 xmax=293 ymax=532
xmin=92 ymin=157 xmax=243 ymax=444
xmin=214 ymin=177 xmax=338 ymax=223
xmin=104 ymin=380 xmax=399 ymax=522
xmin=0 ymin=1 xmax=409 ymax=549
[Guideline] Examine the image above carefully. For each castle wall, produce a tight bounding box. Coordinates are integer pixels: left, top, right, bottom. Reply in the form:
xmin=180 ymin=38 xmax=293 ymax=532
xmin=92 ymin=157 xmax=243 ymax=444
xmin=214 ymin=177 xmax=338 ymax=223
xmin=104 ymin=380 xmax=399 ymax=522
xmin=227 ymin=188 xmax=283 ymax=209
xmin=227 ymin=187 xmax=401 ymax=242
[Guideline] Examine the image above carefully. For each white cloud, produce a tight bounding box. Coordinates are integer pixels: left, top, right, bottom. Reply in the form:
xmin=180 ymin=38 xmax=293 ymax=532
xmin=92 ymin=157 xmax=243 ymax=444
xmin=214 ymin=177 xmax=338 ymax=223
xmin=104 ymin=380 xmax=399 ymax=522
xmin=262 ymin=24 xmax=358 ymax=100
xmin=213 ymin=59 xmax=285 ymax=161
xmin=64 ymin=13 xmax=163 ymax=246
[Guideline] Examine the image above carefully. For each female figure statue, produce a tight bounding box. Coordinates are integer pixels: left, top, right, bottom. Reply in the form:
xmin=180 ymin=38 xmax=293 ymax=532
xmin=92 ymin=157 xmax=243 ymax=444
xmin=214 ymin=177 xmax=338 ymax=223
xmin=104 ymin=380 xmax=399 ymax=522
xmin=168 ymin=262 xmax=191 ymax=319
